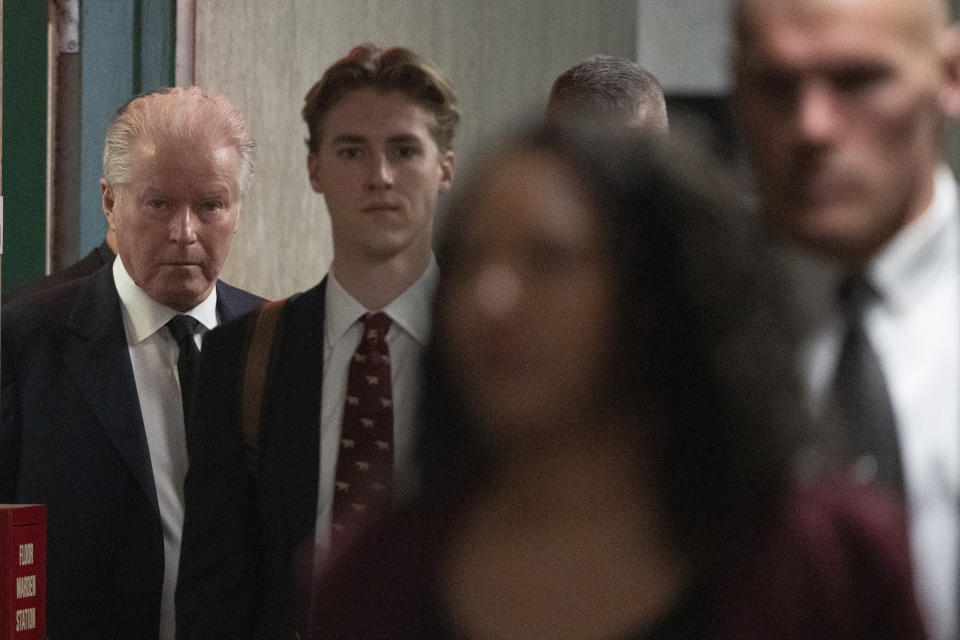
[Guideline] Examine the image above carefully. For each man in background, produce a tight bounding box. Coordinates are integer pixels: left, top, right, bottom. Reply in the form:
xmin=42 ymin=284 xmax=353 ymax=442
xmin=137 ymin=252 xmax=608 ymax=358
xmin=546 ymin=54 xmax=669 ymax=132
xmin=0 ymin=87 xmax=263 ymax=639
xmin=732 ymin=0 xmax=960 ymax=637
xmin=177 ymin=44 xmax=458 ymax=639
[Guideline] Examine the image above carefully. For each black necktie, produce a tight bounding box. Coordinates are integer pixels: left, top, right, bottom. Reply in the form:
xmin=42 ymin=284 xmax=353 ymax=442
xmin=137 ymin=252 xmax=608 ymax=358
xmin=831 ymin=277 xmax=903 ymax=492
xmin=166 ymin=315 xmax=201 ymax=432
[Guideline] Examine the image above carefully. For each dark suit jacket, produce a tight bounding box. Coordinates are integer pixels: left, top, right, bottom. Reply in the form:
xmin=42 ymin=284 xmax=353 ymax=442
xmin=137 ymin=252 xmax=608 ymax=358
xmin=0 ymin=264 xmax=263 ymax=639
xmin=4 ymin=240 xmax=116 ymax=304
xmin=177 ymin=279 xmax=326 ymax=640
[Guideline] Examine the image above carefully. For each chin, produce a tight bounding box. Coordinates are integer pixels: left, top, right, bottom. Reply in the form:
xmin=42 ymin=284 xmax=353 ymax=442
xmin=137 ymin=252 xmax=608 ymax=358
xmin=780 ymin=200 xmax=854 ymax=239
xmin=152 ymin=281 xmax=212 ymax=311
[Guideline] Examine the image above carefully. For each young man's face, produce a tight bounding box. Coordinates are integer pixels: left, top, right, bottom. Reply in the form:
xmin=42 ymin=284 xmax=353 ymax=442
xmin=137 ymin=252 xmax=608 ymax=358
xmin=733 ymin=0 xmax=953 ymax=265
xmin=308 ymin=88 xmax=454 ymax=270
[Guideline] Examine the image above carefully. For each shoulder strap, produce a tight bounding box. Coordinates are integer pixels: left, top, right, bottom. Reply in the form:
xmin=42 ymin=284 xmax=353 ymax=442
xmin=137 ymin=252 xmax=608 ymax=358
xmin=241 ymin=298 xmax=287 ymax=475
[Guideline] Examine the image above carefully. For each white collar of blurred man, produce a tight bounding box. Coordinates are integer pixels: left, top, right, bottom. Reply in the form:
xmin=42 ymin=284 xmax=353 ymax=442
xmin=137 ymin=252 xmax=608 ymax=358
xmin=307 ymin=87 xmax=454 ymax=311
xmin=732 ymin=0 xmax=960 ymax=269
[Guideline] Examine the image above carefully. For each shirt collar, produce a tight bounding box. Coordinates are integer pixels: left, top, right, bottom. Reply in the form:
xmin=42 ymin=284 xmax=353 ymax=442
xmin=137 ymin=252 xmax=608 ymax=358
xmin=868 ymin=165 xmax=958 ymax=313
xmin=113 ymin=257 xmax=219 ymax=345
xmin=325 ymin=255 xmax=439 ymax=348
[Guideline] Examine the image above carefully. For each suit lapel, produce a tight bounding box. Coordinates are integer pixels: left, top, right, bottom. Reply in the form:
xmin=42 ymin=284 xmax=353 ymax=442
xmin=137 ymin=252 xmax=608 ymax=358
xmin=215 ymin=279 xmax=263 ymax=321
xmin=65 ymin=267 xmax=159 ymax=512
xmin=59 ymin=275 xmax=260 ymax=516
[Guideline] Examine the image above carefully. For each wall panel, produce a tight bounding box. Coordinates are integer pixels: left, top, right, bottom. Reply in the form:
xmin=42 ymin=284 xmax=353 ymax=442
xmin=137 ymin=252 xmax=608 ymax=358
xmin=637 ymin=0 xmax=731 ymax=94
xmin=1 ymin=1 xmax=47 ymax=294
xmin=195 ymin=0 xmax=636 ymax=299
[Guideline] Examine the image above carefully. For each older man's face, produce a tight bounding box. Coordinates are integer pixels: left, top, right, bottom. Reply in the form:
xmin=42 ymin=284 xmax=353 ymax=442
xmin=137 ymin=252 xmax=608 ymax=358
xmin=733 ymin=0 xmax=951 ymax=265
xmin=102 ymin=135 xmax=242 ymax=311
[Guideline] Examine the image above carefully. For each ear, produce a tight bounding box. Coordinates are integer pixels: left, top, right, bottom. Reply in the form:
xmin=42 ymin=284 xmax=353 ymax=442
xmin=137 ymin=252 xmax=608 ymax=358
xmin=101 ymin=179 xmax=119 ymax=231
xmin=438 ymin=150 xmax=455 ymax=193
xmin=938 ymin=24 xmax=960 ymax=116
xmin=307 ymin=152 xmax=324 ymax=193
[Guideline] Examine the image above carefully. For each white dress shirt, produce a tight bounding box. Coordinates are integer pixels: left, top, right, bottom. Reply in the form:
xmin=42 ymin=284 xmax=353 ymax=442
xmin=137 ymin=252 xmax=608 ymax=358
xmin=313 ymin=257 xmax=438 ymax=552
xmin=800 ymin=166 xmax=960 ymax=640
xmin=113 ymin=258 xmax=219 ymax=640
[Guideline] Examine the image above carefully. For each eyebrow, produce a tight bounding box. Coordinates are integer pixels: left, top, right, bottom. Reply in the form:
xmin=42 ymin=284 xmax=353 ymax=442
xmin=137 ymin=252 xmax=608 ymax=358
xmin=386 ymin=134 xmax=423 ymax=146
xmin=141 ymin=181 xmax=234 ymax=197
xmin=742 ymin=53 xmax=896 ymax=75
xmin=329 ymin=133 xmax=424 ymax=146
xmin=331 ymin=134 xmax=367 ymax=145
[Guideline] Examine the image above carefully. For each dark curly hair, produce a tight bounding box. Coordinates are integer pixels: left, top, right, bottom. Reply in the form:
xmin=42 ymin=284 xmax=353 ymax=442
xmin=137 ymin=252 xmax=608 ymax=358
xmin=418 ymin=124 xmax=805 ymax=564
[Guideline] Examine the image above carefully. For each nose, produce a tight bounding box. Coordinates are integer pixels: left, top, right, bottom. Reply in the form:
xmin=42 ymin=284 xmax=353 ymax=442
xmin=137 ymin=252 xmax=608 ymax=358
xmin=169 ymin=206 xmax=198 ymax=245
xmin=471 ymin=262 xmax=522 ymax=321
xmin=365 ymin=153 xmax=394 ymax=190
xmin=795 ymin=81 xmax=841 ymax=144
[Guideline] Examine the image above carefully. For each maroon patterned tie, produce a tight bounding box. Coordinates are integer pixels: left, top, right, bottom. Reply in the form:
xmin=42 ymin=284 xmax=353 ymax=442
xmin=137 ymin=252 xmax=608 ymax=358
xmin=330 ymin=312 xmax=394 ymax=553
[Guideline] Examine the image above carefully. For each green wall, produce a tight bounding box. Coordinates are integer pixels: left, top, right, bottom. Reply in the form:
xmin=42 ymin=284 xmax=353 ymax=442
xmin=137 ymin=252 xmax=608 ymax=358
xmin=1 ymin=0 xmax=176 ymax=297
xmin=2 ymin=2 xmax=48 ymax=294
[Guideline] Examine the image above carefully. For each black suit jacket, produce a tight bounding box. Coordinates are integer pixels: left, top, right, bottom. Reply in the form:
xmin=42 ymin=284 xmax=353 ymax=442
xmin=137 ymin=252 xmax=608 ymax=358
xmin=177 ymin=279 xmax=326 ymax=640
xmin=4 ymin=240 xmax=116 ymax=304
xmin=0 ymin=264 xmax=263 ymax=639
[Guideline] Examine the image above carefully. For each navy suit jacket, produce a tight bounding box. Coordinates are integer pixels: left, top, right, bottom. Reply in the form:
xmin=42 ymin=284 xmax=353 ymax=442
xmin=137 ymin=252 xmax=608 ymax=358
xmin=4 ymin=240 xmax=116 ymax=304
xmin=0 ymin=264 xmax=263 ymax=639
xmin=176 ymin=279 xmax=326 ymax=640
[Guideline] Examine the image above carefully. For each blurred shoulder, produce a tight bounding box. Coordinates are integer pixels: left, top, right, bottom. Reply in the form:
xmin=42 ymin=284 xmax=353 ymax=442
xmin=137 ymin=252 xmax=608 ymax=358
xmin=784 ymin=479 xmax=911 ymax=554
xmin=310 ymin=503 xmax=447 ymax=639
xmin=714 ymin=479 xmax=924 ymax=639
xmin=215 ymin=279 xmax=266 ymax=319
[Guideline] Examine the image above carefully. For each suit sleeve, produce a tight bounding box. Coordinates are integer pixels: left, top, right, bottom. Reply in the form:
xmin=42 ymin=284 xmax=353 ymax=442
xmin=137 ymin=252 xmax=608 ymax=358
xmin=176 ymin=316 xmax=260 ymax=639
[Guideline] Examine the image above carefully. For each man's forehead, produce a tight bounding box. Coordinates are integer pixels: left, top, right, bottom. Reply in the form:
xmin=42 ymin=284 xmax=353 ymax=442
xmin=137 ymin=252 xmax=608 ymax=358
xmin=736 ymin=0 xmax=944 ymax=19
xmin=733 ymin=0 xmax=947 ymax=75
xmin=131 ymin=133 xmax=236 ymax=158
xmin=125 ymin=137 xmax=241 ymax=190
xmin=736 ymin=0 xmax=944 ymax=47
xmin=320 ymin=89 xmax=436 ymax=144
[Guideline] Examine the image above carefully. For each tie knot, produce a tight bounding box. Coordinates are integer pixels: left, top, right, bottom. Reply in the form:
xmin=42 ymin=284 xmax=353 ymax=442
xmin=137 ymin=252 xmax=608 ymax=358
xmin=362 ymin=312 xmax=391 ymax=339
xmin=166 ymin=315 xmax=200 ymax=343
xmin=838 ymin=276 xmax=878 ymax=317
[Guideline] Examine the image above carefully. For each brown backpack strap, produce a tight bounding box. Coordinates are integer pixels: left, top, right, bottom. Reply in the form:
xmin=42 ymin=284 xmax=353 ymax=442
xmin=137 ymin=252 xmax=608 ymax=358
xmin=241 ymin=299 xmax=287 ymax=474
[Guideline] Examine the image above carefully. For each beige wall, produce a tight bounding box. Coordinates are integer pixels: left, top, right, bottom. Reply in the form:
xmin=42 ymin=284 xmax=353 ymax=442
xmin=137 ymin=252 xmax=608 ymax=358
xmin=637 ymin=0 xmax=731 ymax=93
xmin=195 ymin=0 xmax=636 ymax=300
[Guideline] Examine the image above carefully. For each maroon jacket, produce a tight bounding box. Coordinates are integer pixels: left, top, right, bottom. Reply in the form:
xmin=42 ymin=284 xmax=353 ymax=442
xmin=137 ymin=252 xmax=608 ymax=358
xmin=309 ymin=480 xmax=926 ymax=640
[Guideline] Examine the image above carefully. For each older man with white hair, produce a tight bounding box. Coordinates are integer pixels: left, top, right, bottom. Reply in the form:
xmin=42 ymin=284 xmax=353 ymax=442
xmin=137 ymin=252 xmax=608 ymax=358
xmin=0 ymin=87 xmax=263 ymax=639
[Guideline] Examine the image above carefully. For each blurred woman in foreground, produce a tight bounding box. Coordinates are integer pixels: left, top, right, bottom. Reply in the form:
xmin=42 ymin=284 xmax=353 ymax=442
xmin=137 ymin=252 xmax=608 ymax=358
xmin=308 ymin=125 xmax=925 ymax=639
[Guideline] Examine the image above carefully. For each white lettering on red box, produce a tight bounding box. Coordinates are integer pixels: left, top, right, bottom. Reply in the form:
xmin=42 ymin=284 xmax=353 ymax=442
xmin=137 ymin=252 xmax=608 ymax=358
xmin=15 ymin=607 xmax=36 ymax=631
xmin=16 ymin=575 xmax=36 ymax=599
